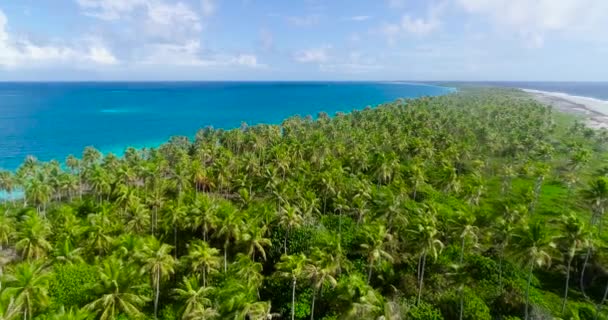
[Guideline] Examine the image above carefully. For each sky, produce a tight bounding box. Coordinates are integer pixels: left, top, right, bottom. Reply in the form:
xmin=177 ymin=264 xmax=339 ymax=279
xmin=0 ymin=0 xmax=606 ymax=81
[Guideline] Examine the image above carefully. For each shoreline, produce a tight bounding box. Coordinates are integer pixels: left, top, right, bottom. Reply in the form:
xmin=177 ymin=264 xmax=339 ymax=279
xmin=522 ymin=88 xmax=608 ymax=129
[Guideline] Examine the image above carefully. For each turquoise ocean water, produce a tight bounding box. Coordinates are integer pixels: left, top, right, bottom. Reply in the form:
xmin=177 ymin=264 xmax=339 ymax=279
xmin=0 ymin=82 xmax=454 ymax=172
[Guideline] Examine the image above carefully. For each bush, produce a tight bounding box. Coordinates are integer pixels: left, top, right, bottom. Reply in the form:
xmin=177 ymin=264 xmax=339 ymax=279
xmin=438 ymin=288 xmax=491 ymax=320
xmin=49 ymin=263 xmax=98 ymax=307
xmin=407 ymin=301 xmax=444 ymax=320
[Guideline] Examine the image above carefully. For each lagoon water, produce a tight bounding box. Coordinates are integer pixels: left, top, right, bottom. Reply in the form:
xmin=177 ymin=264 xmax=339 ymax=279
xmin=0 ymin=82 xmax=453 ymax=171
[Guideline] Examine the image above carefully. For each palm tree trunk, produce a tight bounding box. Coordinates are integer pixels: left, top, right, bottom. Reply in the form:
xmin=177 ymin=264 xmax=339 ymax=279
xmin=525 ymin=263 xmax=534 ymax=320
xmin=203 ymin=268 xmax=207 ymax=287
xmin=594 ymin=278 xmax=608 ymax=320
xmin=224 ymin=242 xmax=228 ymax=273
xmin=291 ymin=278 xmax=297 ymax=320
xmin=154 ymin=269 xmax=160 ymax=319
xmin=562 ymin=256 xmax=573 ymax=314
xmin=417 ymin=253 xmax=427 ymax=306
xmin=174 ymin=226 xmax=178 ymax=259
xmin=310 ymin=287 xmax=317 ymax=320
xmin=284 ymin=228 xmax=289 ymax=255
xmin=367 ymin=259 xmax=374 ymax=285
xmin=498 ymin=249 xmax=504 ymax=292
xmin=581 ymin=247 xmax=592 ymax=297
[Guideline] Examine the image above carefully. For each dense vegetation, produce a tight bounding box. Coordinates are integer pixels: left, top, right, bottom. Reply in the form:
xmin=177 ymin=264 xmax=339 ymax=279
xmin=1 ymin=88 xmax=608 ymax=320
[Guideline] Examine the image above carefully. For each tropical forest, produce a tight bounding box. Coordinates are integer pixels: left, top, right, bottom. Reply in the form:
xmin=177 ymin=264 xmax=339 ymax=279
xmin=2 ymin=88 xmax=608 ymax=320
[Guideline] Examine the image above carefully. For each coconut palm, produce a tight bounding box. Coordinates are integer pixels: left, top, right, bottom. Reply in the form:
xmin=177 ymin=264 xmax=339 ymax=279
xmin=278 ymin=204 xmax=303 ymax=255
xmin=172 ymin=276 xmax=216 ymax=320
xmin=1 ymin=262 xmax=50 ymax=320
xmin=512 ymin=221 xmax=555 ymax=320
xmin=137 ymin=237 xmax=176 ymax=319
xmin=556 ymin=213 xmax=591 ymax=313
xmin=303 ymin=249 xmax=339 ymax=320
xmin=241 ymin=223 xmax=271 ymax=261
xmin=275 ymin=253 xmax=307 ymax=320
xmin=85 ymin=257 xmax=150 ymax=320
xmin=582 ymin=177 xmax=608 ymax=231
xmin=215 ymin=204 xmax=244 ymax=272
xmin=14 ymin=211 xmax=52 ymax=260
xmin=360 ymin=223 xmax=394 ymax=284
xmin=409 ymin=206 xmax=444 ymax=305
xmin=183 ymin=240 xmax=221 ymax=287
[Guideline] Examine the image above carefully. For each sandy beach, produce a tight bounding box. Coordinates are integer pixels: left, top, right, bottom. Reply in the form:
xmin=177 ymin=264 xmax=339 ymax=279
xmin=523 ymin=89 xmax=608 ymax=129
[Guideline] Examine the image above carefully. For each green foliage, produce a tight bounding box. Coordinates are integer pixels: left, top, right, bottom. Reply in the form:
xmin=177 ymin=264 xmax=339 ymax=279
xmin=2 ymin=87 xmax=608 ymax=319
xmin=407 ymin=301 xmax=444 ymax=320
xmin=49 ymin=263 xmax=98 ymax=307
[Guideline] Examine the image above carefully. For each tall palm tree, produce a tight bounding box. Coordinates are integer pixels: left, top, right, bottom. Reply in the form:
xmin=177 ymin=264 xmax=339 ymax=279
xmin=215 ymin=204 xmax=244 ymax=272
xmin=582 ymin=177 xmax=608 ymax=231
xmin=278 ymin=204 xmax=303 ymax=255
xmin=183 ymin=240 xmax=221 ymax=287
xmin=303 ymin=250 xmax=339 ymax=320
xmin=512 ymin=221 xmax=555 ymax=320
xmin=137 ymin=237 xmax=176 ymax=319
xmin=172 ymin=276 xmax=217 ymax=320
xmin=0 ymin=170 xmax=16 ymax=205
xmin=241 ymin=224 xmax=271 ymax=261
xmin=1 ymin=262 xmax=50 ymax=320
xmin=85 ymin=257 xmax=150 ymax=320
xmin=557 ymin=213 xmax=591 ymax=313
xmin=360 ymin=223 xmax=394 ymax=284
xmin=275 ymin=253 xmax=307 ymax=320
xmin=409 ymin=206 xmax=444 ymax=305
xmin=15 ymin=211 xmax=52 ymax=260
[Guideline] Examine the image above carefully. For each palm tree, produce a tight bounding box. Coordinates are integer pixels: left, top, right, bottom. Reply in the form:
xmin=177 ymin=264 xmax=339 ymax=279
xmin=274 ymin=253 xmax=307 ymax=320
xmin=0 ymin=214 xmax=14 ymax=251
xmin=137 ymin=237 xmax=176 ymax=319
xmin=215 ymin=204 xmax=244 ymax=272
xmin=556 ymin=213 xmax=591 ymax=313
xmin=303 ymin=249 xmax=339 ymax=320
xmin=85 ymin=257 xmax=150 ymax=320
xmin=0 ymin=170 xmax=16 ymax=205
xmin=1 ymin=262 xmax=50 ymax=320
xmin=582 ymin=177 xmax=608 ymax=231
xmin=409 ymin=206 xmax=444 ymax=305
xmin=14 ymin=211 xmax=52 ymax=260
xmin=0 ymin=297 xmax=20 ymax=320
xmin=183 ymin=240 xmax=221 ymax=287
xmin=512 ymin=221 xmax=555 ymax=320
xmin=173 ymin=276 xmax=217 ymax=320
xmin=241 ymin=224 xmax=271 ymax=261
xmin=65 ymin=155 xmax=82 ymax=199
xmin=360 ymin=223 xmax=394 ymax=284
xmin=278 ymin=204 xmax=303 ymax=255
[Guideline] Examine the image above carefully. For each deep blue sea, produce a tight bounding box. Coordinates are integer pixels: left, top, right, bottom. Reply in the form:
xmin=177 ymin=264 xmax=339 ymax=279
xmin=0 ymin=82 xmax=453 ymax=171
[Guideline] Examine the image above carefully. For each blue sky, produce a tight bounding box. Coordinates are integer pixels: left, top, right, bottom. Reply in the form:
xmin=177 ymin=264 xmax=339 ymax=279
xmin=0 ymin=0 xmax=606 ymax=81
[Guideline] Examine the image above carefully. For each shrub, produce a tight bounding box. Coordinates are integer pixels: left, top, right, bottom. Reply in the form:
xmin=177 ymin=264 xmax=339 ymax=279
xmin=49 ymin=263 xmax=98 ymax=307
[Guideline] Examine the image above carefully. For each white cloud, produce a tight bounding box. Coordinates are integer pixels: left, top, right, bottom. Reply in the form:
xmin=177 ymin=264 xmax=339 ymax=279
xmin=456 ymin=0 xmax=608 ymax=46
xmin=141 ymin=40 xmax=263 ymax=68
xmin=347 ymin=15 xmax=372 ymax=22
xmin=387 ymin=0 xmax=406 ymax=8
xmin=0 ymin=9 xmax=117 ymax=68
xmin=294 ymin=46 xmax=330 ymax=63
xmin=287 ymin=14 xmax=321 ymax=26
xmin=74 ymin=0 xmax=258 ymax=69
xmin=401 ymin=15 xmax=440 ymax=35
xmin=381 ymin=1 xmax=445 ymax=42
xmin=201 ymin=0 xmax=216 ymax=17
xmin=76 ymin=0 xmax=145 ymax=20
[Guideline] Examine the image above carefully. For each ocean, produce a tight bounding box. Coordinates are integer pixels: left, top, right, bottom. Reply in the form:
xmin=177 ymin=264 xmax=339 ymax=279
xmin=0 ymin=82 xmax=454 ymax=171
